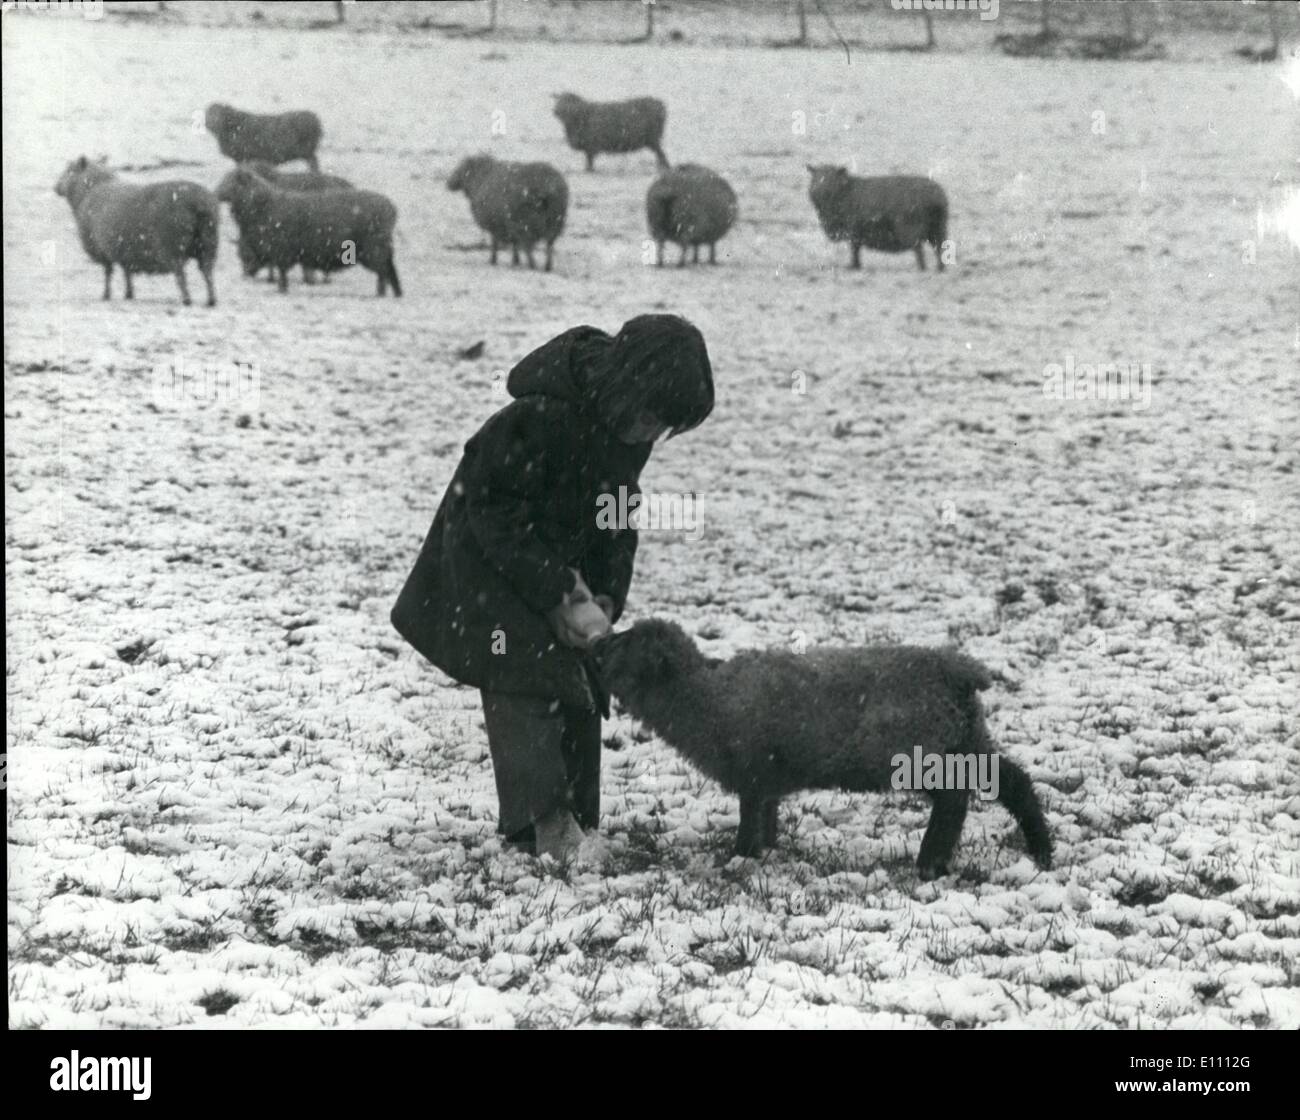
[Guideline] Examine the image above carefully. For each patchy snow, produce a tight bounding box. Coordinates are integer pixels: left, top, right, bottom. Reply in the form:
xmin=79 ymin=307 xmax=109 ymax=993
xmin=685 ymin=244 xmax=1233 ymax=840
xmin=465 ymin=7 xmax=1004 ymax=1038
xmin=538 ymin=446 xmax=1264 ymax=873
xmin=5 ymin=13 xmax=1299 ymax=1028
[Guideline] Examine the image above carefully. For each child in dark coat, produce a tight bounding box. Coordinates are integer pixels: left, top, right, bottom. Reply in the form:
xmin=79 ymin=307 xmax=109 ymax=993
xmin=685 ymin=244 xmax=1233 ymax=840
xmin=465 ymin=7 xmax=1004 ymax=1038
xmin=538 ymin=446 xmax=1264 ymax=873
xmin=392 ymin=315 xmax=714 ymax=860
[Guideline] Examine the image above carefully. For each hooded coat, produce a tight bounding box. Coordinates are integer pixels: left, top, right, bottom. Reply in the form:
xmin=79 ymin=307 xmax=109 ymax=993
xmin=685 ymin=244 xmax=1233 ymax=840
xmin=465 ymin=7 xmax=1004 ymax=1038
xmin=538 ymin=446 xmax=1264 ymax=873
xmin=391 ymin=327 xmax=651 ymax=709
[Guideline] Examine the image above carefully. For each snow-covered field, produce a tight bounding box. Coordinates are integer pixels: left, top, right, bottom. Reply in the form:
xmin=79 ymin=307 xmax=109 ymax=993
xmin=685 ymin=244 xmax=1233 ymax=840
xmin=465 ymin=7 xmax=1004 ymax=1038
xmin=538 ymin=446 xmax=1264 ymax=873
xmin=5 ymin=10 xmax=1299 ymax=1029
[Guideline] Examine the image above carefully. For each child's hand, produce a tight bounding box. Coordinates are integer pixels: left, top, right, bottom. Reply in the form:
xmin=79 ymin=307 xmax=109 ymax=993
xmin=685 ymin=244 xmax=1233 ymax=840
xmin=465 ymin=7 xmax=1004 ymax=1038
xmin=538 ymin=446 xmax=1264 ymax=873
xmin=548 ymin=573 xmax=612 ymax=649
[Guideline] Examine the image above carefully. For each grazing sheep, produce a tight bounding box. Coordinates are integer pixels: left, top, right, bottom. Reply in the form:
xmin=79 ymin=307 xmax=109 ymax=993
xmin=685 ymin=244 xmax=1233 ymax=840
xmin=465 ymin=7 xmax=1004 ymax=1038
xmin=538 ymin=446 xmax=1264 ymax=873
xmin=552 ymin=93 xmax=669 ymax=172
xmin=645 ymin=163 xmax=739 ymax=266
xmin=447 ymin=154 xmax=568 ymax=271
xmin=205 ymin=103 xmax=322 ymax=171
xmin=806 ymin=164 xmax=949 ymax=271
xmin=215 ymin=166 xmax=401 ymax=296
xmin=238 ymin=162 xmax=354 ymax=284
xmin=593 ymin=619 xmax=1053 ymax=879
xmin=54 ymin=155 xmax=218 ymax=306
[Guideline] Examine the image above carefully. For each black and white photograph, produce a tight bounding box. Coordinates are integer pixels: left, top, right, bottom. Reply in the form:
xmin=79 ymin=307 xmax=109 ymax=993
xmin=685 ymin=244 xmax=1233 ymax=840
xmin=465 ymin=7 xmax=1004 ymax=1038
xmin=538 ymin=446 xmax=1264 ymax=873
xmin=4 ymin=0 xmax=1298 ymax=1038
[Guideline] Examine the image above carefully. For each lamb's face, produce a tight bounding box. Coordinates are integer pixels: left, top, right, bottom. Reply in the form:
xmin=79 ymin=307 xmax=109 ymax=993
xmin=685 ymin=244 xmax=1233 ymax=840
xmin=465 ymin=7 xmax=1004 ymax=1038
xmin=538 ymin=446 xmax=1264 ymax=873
xmin=592 ymin=619 xmax=701 ymax=704
xmin=552 ymin=93 xmax=582 ymax=123
xmin=204 ymin=104 xmax=226 ymax=133
xmin=214 ymin=169 xmax=249 ymax=203
xmin=448 ymin=156 xmax=490 ymax=194
xmin=806 ymin=164 xmax=849 ymax=200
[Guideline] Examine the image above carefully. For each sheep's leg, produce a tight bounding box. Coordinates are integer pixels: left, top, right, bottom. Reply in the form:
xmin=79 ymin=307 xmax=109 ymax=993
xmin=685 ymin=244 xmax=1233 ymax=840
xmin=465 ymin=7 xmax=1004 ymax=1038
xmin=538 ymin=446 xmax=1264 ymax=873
xmin=376 ymin=267 xmax=387 ymax=297
xmin=277 ymin=267 xmax=289 ymax=293
xmin=708 ymin=242 xmax=717 ymax=265
xmin=174 ymin=263 xmax=192 ymax=306
xmin=736 ymin=795 xmax=769 ymax=858
xmin=307 ymin=153 xmax=320 ymax=172
xmin=994 ymin=757 xmax=1052 ymax=869
xmin=386 ymin=257 xmax=402 ymax=297
xmin=510 ymin=244 xmax=520 ymax=267
xmin=914 ymin=244 xmax=927 ymax=271
xmin=692 ymin=244 xmax=700 ymax=264
xmin=651 ymin=143 xmax=669 ymax=169
xmin=932 ymin=238 xmax=946 ymax=273
xmin=200 ymin=261 xmax=216 ymax=307
xmin=677 ymin=245 xmax=688 ymax=269
xmin=917 ymin=788 xmax=969 ymax=880
xmin=525 ymin=244 xmax=537 ymax=270
xmin=655 ymin=240 xmax=664 ymax=267
xmin=102 ymin=263 xmax=112 ymax=301
xmin=544 ymin=240 xmax=554 ymax=272
xmin=585 ymin=151 xmax=595 ymax=172
xmin=762 ymin=800 xmax=780 ymax=849
xmin=123 ymin=270 xmax=135 ymax=300
xmin=850 ymin=243 xmax=861 ymax=270
xmin=489 ymin=237 xmax=498 ymax=266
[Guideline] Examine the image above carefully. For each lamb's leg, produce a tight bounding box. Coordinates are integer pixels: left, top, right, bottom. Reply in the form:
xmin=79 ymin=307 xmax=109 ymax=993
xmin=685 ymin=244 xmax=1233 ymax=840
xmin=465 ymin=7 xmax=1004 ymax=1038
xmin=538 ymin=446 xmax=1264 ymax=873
xmin=708 ymin=243 xmax=717 ymax=265
xmin=655 ymin=240 xmax=664 ymax=267
xmin=651 ymin=143 xmax=669 ymax=169
xmin=102 ymin=263 xmax=112 ymax=301
xmin=489 ymin=237 xmax=498 ymax=266
xmin=525 ymin=245 xmax=537 ymax=270
xmin=917 ymin=788 xmax=969 ymax=880
xmin=510 ymin=244 xmax=520 ymax=267
xmin=174 ymin=263 xmax=192 ymax=306
xmin=123 ymin=270 xmax=135 ymax=300
xmin=277 ymin=267 xmax=289 ymax=293
xmin=585 ymin=151 xmax=595 ymax=172
xmin=914 ymin=244 xmax=927 ymax=271
xmin=692 ymin=244 xmax=700 ymax=264
xmin=762 ymin=799 xmax=780 ymax=849
xmin=736 ymin=795 xmax=768 ymax=857
xmin=850 ymin=243 xmax=861 ymax=270
xmin=995 ymin=757 xmax=1053 ymax=869
xmin=544 ymin=240 xmax=554 ymax=272
xmin=677 ymin=245 xmax=687 ymax=268
xmin=307 ymin=153 xmax=320 ymax=172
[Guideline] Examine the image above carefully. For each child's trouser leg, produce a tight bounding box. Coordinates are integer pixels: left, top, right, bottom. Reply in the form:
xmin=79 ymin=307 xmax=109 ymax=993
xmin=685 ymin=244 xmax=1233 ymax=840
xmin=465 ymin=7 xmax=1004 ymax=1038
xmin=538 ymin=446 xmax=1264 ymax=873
xmin=560 ymin=703 xmax=601 ymax=831
xmin=481 ymin=692 xmax=568 ymax=845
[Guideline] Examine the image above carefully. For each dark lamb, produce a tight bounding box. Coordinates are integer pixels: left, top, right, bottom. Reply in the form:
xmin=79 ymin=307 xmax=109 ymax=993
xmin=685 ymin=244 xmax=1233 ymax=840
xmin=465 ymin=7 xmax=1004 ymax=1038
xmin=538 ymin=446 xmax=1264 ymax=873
xmin=54 ymin=155 xmax=218 ymax=306
xmin=447 ymin=154 xmax=568 ymax=272
xmin=205 ymin=103 xmax=322 ymax=171
xmin=236 ymin=162 xmax=354 ymax=283
xmin=216 ymin=167 xmax=400 ymax=296
xmin=593 ymin=619 xmax=1053 ymax=879
xmin=807 ymin=164 xmax=949 ymax=271
xmin=645 ymin=163 xmax=739 ymax=266
xmin=552 ymin=93 xmax=669 ymax=171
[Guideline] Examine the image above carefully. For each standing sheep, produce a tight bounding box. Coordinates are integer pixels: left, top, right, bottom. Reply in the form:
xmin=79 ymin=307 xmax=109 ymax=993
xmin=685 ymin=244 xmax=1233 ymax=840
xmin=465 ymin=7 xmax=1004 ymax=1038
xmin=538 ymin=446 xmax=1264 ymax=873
xmin=215 ymin=167 xmax=400 ymax=296
xmin=237 ymin=162 xmax=354 ymax=284
xmin=806 ymin=164 xmax=949 ymax=271
xmin=54 ymin=155 xmax=218 ymax=306
xmin=447 ymin=154 xmax=568 ymax=272
xmin=645 ymin=163 xmax=739 ymax=266
xmin=205 ymin=103 xmax=322 ymax=171
xmin=593 ymin=619 xmax=1053 ymax=879
xmin=552 ymin=93 xmax=669 ymax=172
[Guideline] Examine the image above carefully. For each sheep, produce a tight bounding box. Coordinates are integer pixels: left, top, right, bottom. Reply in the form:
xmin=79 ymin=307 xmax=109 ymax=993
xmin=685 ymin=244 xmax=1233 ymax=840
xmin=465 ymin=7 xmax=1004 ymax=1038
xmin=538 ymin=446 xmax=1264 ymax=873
xmin=215 ymin=166 xmax=401 ymax=296
xmin=806 ymin=164 xmax=949 ymax=271
xmin=237 ymin=162 xmax=354 ymax=284
xmin=552 ymin=93 xmax=669 ymax=172
xmin=205 ymin=103 xmax=323 ymax=171
xmin=592 ymin=619 xmax=1053 ymax=879
xmin=447 ymin=154 xmax=568 ymax=272
xmin=54 ymin=155 xmax=218 ymax=306
xmin=645 ymin=163 xmax=739 ymax=266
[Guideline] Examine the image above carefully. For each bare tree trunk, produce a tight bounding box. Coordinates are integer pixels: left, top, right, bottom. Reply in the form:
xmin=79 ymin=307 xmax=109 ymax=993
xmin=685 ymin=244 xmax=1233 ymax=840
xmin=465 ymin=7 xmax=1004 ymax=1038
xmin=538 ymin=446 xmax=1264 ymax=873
xmin=1268 ymin=0 xmax=1280 ymax=54
xmin=923 ymin=10 xmax=935 ymax=49
xmin=796 ymin=1 xmax=807 ymax=45
xmin=488 ymin=0 xmax=498 ymax=33
xmin=643 ymin=0 xmax=654 ymax=42
xmin=334 ymin=0 xmax=344 ymax=23
xmin=1041 ymin=0 xmax=1051 ymax=36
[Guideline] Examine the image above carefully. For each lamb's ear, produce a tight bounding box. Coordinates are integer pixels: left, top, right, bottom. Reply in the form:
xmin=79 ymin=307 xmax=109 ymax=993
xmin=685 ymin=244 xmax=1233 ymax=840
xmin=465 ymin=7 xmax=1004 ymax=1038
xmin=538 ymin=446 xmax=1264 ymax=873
xmin=75 ymin=155 xmax=88 ymax=170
